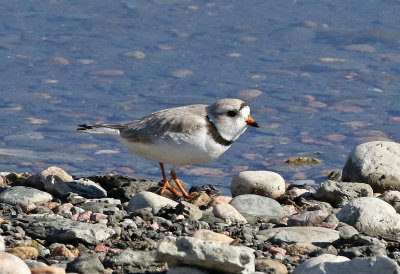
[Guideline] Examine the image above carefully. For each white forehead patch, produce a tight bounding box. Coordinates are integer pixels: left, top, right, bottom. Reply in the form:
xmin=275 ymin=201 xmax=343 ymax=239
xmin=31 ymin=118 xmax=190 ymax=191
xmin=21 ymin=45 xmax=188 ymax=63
xmin=240 ymin=105 xmax=250 ymax=118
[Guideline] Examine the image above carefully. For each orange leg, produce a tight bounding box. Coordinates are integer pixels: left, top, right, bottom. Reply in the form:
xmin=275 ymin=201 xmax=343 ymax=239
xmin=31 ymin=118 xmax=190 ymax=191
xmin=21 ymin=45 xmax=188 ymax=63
xmin=170 ymin=170 xmax=194 ymax=199
xmin=158 ymin=163 xmax=181 ymax=197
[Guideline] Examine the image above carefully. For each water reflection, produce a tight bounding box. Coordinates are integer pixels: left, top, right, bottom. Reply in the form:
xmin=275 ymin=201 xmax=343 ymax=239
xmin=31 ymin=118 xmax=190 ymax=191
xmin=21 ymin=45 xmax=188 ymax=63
xmin=1 ymin=1 xmax=400 ymax=194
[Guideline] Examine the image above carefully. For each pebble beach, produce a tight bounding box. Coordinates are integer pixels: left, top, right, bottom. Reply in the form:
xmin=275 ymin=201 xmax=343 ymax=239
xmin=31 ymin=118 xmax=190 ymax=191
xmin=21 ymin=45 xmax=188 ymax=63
xmin=1 ymin=140 xmax=400 ymax=273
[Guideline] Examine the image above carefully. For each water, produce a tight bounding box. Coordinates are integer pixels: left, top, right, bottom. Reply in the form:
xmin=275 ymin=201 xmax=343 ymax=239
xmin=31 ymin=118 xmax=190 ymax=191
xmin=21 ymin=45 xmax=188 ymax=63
xmin=1 ymin=0 xmax=400 ymax=195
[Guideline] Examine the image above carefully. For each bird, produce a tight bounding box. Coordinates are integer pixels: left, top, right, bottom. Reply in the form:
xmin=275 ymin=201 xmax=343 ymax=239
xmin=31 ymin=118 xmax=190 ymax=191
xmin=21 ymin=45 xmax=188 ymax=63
xmin=77 ymin=98 xmax=259 ymax=199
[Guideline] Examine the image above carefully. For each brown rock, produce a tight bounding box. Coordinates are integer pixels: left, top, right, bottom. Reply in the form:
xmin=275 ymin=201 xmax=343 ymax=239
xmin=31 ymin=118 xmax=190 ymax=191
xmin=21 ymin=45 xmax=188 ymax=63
xmin=286 ymin=243 xmax=318 ymax=255
xmin=50 ymin=245 xmax=77 ymax=258
xmin=212 ymin=202 xmax=247 ymax=223
xmin=285 ymin=157 xmax=321 ymax=166
xmin=193 ymin=229 xmax=234 ymax=244
xmin=255 ymin=258 xmax=288 ymax=274
xmin=9 ymin=246 xmax=39 ymax=260
xmin=190 ymin=192 xmax=212 ymax=208
xmin=287 ymin=210 xmax=329 ymax=226
xmin=24 ymin=166 xmax=72 ymax=190
xmin=211 ymin=196 xmax=233 ymax=206
xmin=41 ymin=166 xmax=73 ymax=182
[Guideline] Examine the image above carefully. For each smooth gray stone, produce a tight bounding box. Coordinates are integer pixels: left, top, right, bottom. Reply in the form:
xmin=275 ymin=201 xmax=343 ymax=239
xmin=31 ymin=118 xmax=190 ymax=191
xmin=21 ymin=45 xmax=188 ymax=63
xmin=229 ymin=194 xmax=283 ymax=224
xmin=258 ymin=227 xmax=339 ymax=246
xmin=337 ymin=223 xmax=359 ymax=239
xmin=105 ymin=249 xmax=156 ymax=268
xmin=19 ymin=214 xmax=114 ymax=245
xmin=66 ymin=253 xmax=104 ymax=273
xmin=157 ymin=236 xmax=255 ymax=274
xmin=0 ymin=186 xmax=52 ymax=205
xmin=44 ymin=176 xmax=107 ymax=198
xmin=314 ymin=180 xmax=373 ymax=207
xmin=126 ymin=191 xmax=178 ymax=214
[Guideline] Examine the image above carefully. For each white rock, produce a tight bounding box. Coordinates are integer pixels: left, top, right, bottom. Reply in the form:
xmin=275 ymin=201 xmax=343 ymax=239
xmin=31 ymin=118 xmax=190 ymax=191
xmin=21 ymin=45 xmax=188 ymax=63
xmin=157 ymin=236 xmax=255 ymax=274
xmin=231 ymin=171 xmax=285 ymax=199
xmin=0 ymin=235 xmax=4 ymax=252
xmin=213 ymin=202 xmax=247 ymax=223
xmin=126 ymin=191 xmax=178 ymax=214
xmin=294 ymin=254 xmax=400 ymax=274
xmin=336 ymin=197 xmax=400 ymax=234
xmin=342 ymin=141 xmax=400 ymax=192
xmin=294 ymin=254 xmax=350 ymax=274
xmin=0 ymin=252 xmax=31 ymax=274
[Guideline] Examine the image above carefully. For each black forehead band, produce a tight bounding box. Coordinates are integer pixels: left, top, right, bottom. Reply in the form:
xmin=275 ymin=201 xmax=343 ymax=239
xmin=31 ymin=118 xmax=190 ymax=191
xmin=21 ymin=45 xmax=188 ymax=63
xmin=239 ymin=102 xmax=248 ymax=110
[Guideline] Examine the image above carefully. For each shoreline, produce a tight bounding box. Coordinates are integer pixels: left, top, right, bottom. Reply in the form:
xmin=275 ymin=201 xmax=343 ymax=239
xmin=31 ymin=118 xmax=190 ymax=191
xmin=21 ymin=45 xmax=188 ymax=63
xmin=1 ymin=141 xmax=400 ymax=273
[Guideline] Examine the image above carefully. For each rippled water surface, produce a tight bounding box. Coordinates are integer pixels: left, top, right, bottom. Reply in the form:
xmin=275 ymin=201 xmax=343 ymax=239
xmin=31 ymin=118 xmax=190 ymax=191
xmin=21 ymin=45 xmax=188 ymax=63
xmin=1 ymin=0 xmax=400 ymax=194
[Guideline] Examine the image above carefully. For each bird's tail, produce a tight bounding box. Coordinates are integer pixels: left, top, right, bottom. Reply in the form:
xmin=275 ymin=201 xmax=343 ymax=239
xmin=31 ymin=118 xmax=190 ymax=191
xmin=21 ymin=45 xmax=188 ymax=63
xmin=77 ymin=124 xmax=122 ymax=136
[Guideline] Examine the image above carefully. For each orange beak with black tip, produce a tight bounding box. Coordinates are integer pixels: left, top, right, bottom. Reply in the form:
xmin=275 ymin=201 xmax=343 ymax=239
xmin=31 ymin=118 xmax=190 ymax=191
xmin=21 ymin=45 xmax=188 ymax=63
xmin=246 ymin=116 xmax=259 ymax=128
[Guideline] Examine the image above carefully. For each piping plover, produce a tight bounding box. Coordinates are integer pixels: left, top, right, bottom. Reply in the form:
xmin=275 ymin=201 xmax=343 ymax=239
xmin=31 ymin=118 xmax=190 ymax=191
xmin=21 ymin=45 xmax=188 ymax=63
xmin=77 ymin=98 xmax=258 ymax=199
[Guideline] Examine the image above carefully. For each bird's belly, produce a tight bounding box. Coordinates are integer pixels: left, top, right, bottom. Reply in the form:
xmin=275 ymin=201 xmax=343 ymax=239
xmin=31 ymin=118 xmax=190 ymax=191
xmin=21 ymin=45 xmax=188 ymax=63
xmin=121 ymin=140 xmax=213 ymax=165
xmin=120 ymin=128 xmax=231 ymax=166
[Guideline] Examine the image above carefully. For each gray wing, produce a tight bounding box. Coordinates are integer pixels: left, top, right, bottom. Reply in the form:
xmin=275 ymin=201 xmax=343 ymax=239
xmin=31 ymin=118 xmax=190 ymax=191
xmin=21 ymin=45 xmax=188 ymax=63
xmin=119 ymin=104 xmax=208 ymax=143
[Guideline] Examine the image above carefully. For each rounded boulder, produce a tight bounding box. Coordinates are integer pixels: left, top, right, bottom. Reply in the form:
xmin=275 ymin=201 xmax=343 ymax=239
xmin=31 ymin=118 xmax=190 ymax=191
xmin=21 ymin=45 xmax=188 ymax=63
xmin=231 ymin=171 xmax=285 ymax=199
xmin=342 ymin=141 xmax=400 ymax=192
xmin=336 ymin=197 xmax=400 ymax=234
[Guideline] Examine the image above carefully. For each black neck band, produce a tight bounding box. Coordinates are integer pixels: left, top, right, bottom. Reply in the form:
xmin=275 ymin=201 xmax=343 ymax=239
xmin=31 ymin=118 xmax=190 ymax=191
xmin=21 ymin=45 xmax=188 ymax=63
xmin=205 ymin=115 xmax=233 ymax=146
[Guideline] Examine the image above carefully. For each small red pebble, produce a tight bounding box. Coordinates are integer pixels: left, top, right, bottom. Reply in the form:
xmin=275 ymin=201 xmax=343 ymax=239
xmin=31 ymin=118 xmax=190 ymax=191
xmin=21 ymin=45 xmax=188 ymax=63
xmin=269 ymin=247 xmax=287 ymax=255
xmin=46 ymin=202 xmax=62 ymax=210
xmin=211 ymin=196 xmax=233 ymax=205
xmin=320 ymin=222 xmax=338 ymax=230
xmin=291 ymin=172 xmax=307 ymax=180
xmin=79 ymin=211 xmax=92 ymax=221
xmin=14 ymin=233 xmax=23 ymax=239
xmin=391 ymin=116 xmax=400 ymax=122
xmin=325 ymin=134 xmax=346 ymax=142
xmin=53 ymin=203 xmax=73 ymax=214
xmin=70 ymin=214 xmax=78 ymax=221
xmin=90 ymin=213 xmax=107 ymax=222
xmin=94 ymin=245 xmax=109 ymax=252
xmin=148 ymin=222 xmax=159 ymax=231
xmin=116 ymin=167 xmax=134 ymax=173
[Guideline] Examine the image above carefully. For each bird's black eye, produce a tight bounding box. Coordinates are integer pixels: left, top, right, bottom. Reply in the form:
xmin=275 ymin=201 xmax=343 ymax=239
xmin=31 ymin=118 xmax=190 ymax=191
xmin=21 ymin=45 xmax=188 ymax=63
xmin=227 ymin=110 xmax=237 ymax=117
